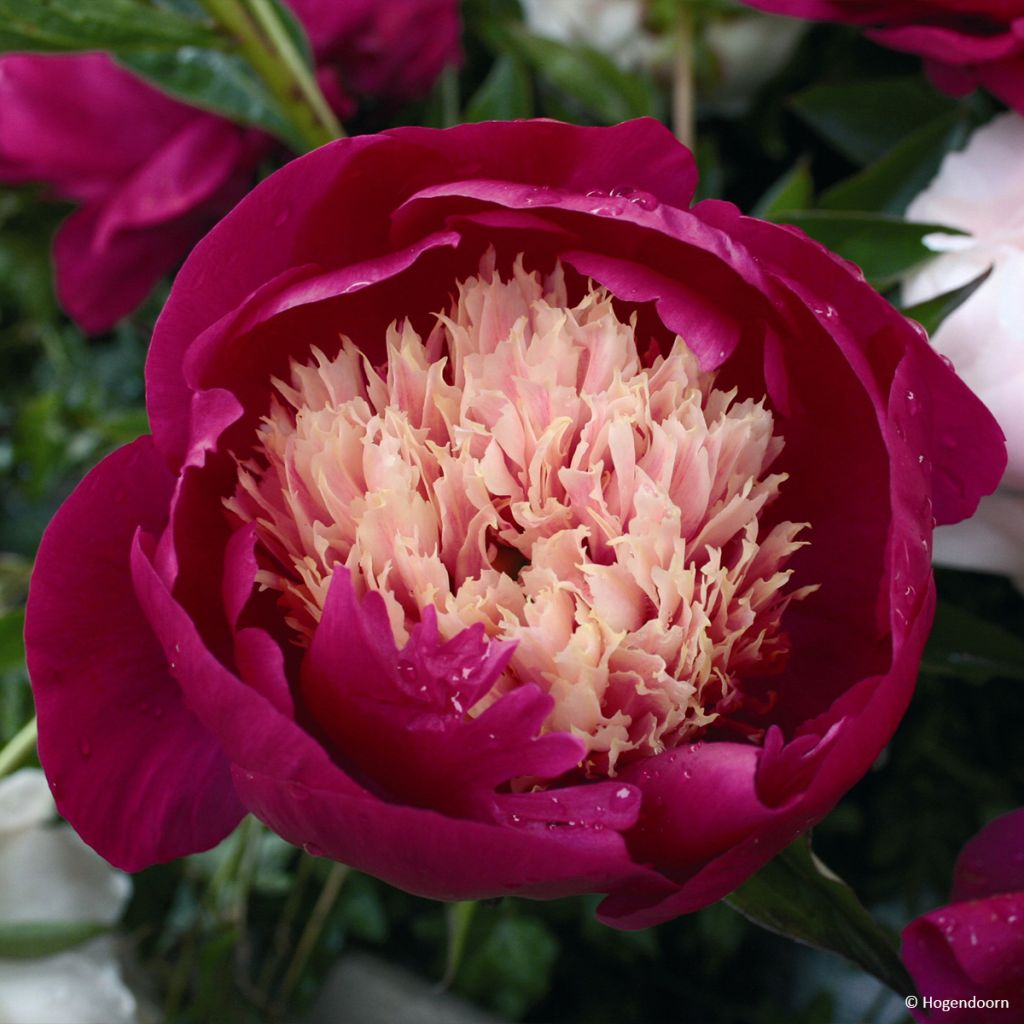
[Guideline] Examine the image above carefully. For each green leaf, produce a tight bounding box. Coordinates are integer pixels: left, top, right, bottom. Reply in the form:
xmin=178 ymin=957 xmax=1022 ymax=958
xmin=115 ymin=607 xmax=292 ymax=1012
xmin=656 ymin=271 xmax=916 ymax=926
xmin=819 ymin=112 xmax=971 ymax=215
xmin=502 ymin=26 xmax=660 ymax=124
xmin=922 ymin=600 xmax=1024 ymax=682
xmin=725 ymin=836 xmax=915 ymax=997
xmin=0 ymin=610 xmax=24 ymax=673
xmin=900 ymin=267 xmax=991 ymax=337
xmin=790 ymin=77 xmax=955 ymax=166
xmin=0 ymin=0 xmax=222 ymax=53
xmin=0 ymin=921 xmax=109 ymax=958
xmin=769 ymin=211 xmax=965 ymax=290
xmin=753 ymin=159 xmax=813 ymax=219
xmin=464 ymin=54 xmax=533 ymax=122
xmin=117 ymin=49 xmax=299 ymax=148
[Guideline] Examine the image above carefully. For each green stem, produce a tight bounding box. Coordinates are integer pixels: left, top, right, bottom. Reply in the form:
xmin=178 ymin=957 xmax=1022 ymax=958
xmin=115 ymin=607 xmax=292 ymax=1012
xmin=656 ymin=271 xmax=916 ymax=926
xmin=673 ymin=0 xmax=695 ymax=150
xmin=199 ymin=0 xmax=343 ymax=151
xmin=274 ymin=862 xmax=349 ymax=1009
xmin=0 ymin=716 xmax=37 ymax=778
xmin=438 ymin=901 xmax=477 ymax=991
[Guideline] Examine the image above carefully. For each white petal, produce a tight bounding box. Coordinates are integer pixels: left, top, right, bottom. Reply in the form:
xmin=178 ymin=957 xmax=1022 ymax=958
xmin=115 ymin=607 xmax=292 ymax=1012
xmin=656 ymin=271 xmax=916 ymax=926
xmin=0 ymin=939 xmax=136 ymax=1024
xmin=0 ymin=771 xmax=55 ymax=837
xmin=0 ymin=825 xmax=130 ymax=925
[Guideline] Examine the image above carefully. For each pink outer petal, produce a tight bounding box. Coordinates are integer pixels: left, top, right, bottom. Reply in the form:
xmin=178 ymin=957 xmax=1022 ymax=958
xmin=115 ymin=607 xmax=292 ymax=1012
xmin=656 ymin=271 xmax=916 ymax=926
xmin=128 ymin=531 xmax=661 ymax=902
xmin=902 ymin=894 xmax=1024 ymax=1021
xmin=952 ymin=810 xmax=1024 ymax=902
xmin=25 ymin=437 xmax=245 ymax=871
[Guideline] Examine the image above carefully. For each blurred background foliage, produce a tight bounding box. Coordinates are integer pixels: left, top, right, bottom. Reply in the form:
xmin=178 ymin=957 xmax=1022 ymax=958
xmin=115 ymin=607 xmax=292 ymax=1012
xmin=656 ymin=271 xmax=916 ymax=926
xmin=1 ymin=1 xmax=1023 ymax=1022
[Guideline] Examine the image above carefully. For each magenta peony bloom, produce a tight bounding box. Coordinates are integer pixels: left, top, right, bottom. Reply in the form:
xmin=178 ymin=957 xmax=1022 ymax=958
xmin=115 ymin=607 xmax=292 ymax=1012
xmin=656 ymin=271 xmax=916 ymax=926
xmin=0 ymin=0 xmax=460 ymax=333
xmin=903 ymin=810 xmax=1024 ymax=1021
xmin=739 ymin=1 xmax=1024 ymax=112
xmin=25 ymin=119 xmax=1005 ymax=928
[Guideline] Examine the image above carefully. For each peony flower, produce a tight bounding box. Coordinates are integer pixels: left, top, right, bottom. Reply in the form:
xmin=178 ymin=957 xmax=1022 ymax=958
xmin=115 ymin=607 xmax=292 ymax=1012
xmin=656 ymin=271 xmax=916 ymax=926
xmin=903 ymin=112 xmax=1024 ymax=589
xmin=0 ymin=0 xmax=460 ymax=333
xmin=0 ymin=769 xmax=135 ymax=1024
xmin=25 ymin=118 xmax=1004 ymax=928
xmin=737 ymin=1 xmax=1024 ymax=112
xmin=902 ymin=809 xmax=1024 ymax=1022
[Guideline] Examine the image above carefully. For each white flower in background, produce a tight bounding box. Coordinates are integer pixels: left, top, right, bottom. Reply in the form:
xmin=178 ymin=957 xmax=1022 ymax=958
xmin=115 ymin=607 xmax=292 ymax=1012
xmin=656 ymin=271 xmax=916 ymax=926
xmin=519 ymin=0 xmax=803 ymax=115
xmin=520 ymin=0 xmax=658 ymax=69
xmin=0 ymin=769 xmax=136 ymax=1024
xmin=904 ymin=112 xmax=1024 ymax=590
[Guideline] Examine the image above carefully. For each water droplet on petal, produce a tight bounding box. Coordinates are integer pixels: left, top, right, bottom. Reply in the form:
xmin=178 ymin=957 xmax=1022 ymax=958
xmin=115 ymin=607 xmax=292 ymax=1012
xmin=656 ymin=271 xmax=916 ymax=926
xmin=303 ymin=841 xmax=323 ymax=857
xmin=79 ymin=740 xmax=92 ymax=758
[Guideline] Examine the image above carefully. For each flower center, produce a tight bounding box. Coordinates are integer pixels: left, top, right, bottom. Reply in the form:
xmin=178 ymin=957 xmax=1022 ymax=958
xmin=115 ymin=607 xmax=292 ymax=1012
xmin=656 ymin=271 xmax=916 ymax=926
xmin=227 ymin=254 xmax=814 ymax=775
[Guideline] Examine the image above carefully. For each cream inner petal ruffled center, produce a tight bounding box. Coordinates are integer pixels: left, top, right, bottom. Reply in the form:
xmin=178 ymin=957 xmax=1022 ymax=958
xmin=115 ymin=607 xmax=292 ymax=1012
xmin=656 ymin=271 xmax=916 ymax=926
xmin=227 ymin=253 xmax=815 ymax=775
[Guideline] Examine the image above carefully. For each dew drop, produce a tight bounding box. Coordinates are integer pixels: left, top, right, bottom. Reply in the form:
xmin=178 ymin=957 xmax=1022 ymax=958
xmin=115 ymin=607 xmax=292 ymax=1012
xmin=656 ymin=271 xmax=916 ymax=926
xmin=397 ymin=658 xmax=416 ymax=682
xmin=79 ymin=740 xmax=92 ymax=758
xmin=303 ymin=841 xmax=323 ymax=857
xmin=628 ymin=191 xmax=658 ymax=210
xmin=272 ymin=207 xmax=290 ymax=228
xmin=289 ymin=781 xmax=309 ymax=800
xmin=509 ymin=813 xmax=522 ymax=824
xmin=153 ymin=706 xmax=165 ymax=719
xmin=615 ymin=787 xmax=631 ymax=800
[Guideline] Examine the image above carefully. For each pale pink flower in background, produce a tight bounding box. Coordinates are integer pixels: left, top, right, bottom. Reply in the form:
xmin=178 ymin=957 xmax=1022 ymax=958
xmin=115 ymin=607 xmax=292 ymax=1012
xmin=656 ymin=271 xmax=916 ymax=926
xmin=0 ymin=770 xmax=135 ymax=1024
xmin=903 ymin=112 xmax=1024 ymax=590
